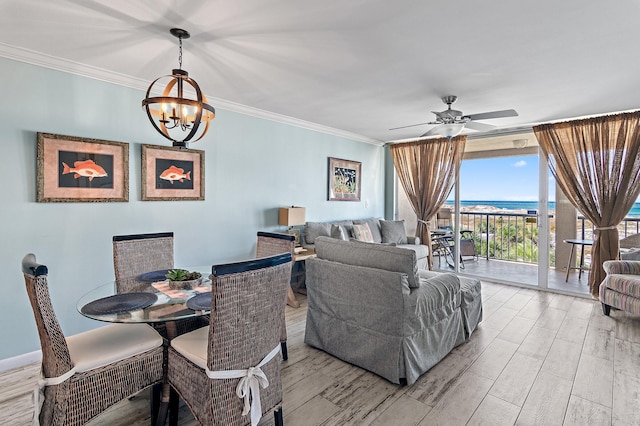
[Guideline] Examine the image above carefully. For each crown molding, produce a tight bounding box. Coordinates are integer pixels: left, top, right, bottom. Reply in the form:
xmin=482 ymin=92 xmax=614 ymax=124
xmin=0 ymin=42 xmax=383 ymax=146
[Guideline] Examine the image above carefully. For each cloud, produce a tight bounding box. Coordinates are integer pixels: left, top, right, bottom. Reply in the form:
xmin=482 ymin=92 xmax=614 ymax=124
xmin=513 ymin=160 xmax=527 ymax=168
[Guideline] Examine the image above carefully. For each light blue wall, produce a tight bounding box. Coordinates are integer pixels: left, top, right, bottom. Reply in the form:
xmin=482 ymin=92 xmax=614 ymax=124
xmin=0 ymin=57 xmax=385 ymax=360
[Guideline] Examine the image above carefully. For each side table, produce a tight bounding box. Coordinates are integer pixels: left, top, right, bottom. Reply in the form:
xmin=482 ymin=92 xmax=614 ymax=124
xmin=563 ymin=239 xmax=593 ymax=282
xmin=292 ymin=248 xmax=316 ymax=295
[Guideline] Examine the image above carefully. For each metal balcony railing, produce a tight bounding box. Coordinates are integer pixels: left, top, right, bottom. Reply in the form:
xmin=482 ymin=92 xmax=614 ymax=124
xmin=457 ymin=211 xmax=547 ymax=264
xmin=449 ymin=211 xmax=640 ymax=267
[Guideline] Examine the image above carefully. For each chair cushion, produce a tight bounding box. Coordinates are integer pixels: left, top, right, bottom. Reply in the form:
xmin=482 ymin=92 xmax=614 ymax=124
xmin=602 ymin=274 xmax=640 ymax=297
xmin=170 ymin=326 xmax=209 ymax=370
xmin=599 ymin=282 xmax=640 ymax=315
xmin=380 ymin=220 xmax=408 ymax=244
xmin=352 ymin=223 xmax=374 ymax=243
xmin=66 ymin=323 xmax=163 ymax=373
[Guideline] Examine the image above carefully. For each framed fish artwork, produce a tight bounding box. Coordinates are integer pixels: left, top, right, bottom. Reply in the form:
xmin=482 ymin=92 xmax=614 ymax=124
xmin=141 ymin=144 xmax=204 ymax=201
xmin=36 ymin=133 xmax=129 ymax=202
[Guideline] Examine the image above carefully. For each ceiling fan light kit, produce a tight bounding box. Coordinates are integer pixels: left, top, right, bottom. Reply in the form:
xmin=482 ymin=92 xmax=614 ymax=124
xmin=428 ymin=123 xmax=465 ymax=139
xmin=142 ymin=28 xmax=215 ymax=148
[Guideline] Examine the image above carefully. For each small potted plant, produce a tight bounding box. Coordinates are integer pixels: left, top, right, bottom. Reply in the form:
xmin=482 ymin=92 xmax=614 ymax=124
xmin=165 ymin=269 xmax=203 ymax=290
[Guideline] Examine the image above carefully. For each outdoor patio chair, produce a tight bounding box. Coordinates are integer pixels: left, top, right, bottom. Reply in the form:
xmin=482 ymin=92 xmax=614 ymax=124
xmin=436 ymin=207 xmax=453 ymax=230
xmin=167 ymin=253 xmax=292 ymax=426
xmin=256 ymin=231 xmax=297 ymax=360
xmin=460 ymin=230 xmax=478 ymax=262
xmin=22 ymin=253 xmax=164 ymax=426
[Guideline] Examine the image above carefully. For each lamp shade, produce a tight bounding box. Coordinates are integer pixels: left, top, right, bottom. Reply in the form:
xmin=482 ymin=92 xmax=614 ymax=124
xmin=279 ymin=207 xmax=306 ymax=226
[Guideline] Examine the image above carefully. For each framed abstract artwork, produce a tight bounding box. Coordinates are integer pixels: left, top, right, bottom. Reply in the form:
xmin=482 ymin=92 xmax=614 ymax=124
xmin=36 ymin=132 xmax=129 ymax=202
xmin=328 ymin=157 xmax=361 ymax=201
xmin=141 ymin=144 xmax=205 ymax=201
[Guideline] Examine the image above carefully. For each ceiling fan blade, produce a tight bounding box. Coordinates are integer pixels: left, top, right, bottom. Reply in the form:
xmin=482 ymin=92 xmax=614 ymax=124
xmin=464 ymin=121 xmax=496 ymax=132
xmin=465 ymin=109 xmax=519 ymax=121
xmin=388 ymin=122 xmax=431 ymax=131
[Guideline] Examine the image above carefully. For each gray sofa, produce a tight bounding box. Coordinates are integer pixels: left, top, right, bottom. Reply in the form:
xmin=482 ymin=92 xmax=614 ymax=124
xmin=303 ymin=218 xmax=429 ymax=270
xmin=304 ymin=236 xmax=482 ymax=385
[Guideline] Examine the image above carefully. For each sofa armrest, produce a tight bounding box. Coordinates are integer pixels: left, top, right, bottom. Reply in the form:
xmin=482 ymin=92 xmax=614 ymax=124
xmin=407 ymin=236 xmax=421 ymax=245
xmin=603 ymin=260 xmax=640 ymax=275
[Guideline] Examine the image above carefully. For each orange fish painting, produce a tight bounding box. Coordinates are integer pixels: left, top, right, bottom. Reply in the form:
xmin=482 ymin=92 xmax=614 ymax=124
xmin=62 ymin=159 xmax=108 ymax=181
xmin=159 ymin=165 xmax=191 ymax=184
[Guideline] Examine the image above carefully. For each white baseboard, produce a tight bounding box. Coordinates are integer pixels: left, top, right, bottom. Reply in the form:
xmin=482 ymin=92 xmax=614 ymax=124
xmin=0 ymin=351 xmax=41 ymax=372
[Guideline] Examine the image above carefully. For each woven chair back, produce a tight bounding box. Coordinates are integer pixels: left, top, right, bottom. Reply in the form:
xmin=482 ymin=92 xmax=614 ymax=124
xmin=207 ymin=254 xmax=292 ymax=420
xmin=256 ymin=232 xmax=295 ymax=259
xmin=256 ymin=231 xmax=294 ymax=342
xmin=113 ymin=232 xmax=174 ymax=292
xmin=22 ymin=254 xmax=73 ymax=379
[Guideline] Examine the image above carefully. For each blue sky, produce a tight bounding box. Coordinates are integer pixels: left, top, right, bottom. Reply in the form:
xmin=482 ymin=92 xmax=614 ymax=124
xmin=457 ymin=155 xmax=556 ymax=201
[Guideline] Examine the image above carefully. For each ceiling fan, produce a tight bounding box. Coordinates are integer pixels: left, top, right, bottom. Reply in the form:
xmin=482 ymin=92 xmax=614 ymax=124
xmin=390 ymin=95 xmax=518 ymax=139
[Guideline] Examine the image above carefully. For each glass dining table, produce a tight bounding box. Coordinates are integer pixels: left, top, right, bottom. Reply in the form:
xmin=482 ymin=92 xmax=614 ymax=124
xmin=76 ymin=266 xmax=213 ymax=426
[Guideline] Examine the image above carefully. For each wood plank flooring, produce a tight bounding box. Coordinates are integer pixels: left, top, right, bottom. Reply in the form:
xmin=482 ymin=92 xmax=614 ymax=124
xmin=1 ymin=281 xmax=639 ymax=425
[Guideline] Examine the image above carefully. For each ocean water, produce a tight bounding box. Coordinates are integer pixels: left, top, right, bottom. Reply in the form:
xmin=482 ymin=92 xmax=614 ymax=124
xmin=445 ymin=200 xmax=640 ymax=217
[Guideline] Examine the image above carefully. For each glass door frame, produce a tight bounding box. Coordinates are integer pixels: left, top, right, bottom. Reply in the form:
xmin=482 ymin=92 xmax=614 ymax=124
xmin=448 ymin=147 xmax=551 ymax=288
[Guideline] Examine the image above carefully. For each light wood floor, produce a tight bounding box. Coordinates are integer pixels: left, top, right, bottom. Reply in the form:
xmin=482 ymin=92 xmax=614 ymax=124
xmin=2 ymin=281 xmax=640 ymax=425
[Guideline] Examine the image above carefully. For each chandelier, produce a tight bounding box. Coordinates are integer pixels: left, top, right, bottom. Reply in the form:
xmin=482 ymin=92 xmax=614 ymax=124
xmin=142 ymin=28 xmax=215 ymax=148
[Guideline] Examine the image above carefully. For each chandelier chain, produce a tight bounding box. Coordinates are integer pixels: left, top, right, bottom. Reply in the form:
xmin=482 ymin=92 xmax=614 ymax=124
xmin=178 ymin=37 xmax=183 ymax=69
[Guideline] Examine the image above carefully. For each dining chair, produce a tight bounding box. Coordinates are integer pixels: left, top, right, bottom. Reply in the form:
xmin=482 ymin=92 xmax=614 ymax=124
xmin=167 ymin=252 xmax=292 ymax=426
xmin=113 ymin=232 xmax=208 ymax=337
xmin=256 ymin=231 xmax=297 ymax=360
xmin=113 ymin=232 xmax=175 ymax=292
xmin=22 ymin=253 xmax=165 ymax=426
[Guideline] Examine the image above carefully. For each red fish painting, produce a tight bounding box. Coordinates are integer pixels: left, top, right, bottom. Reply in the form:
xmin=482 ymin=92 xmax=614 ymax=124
xmin=62 ymin=159 xmax=108 ymax=181
xmin=159 ymin=165 xmax=191 ymax=184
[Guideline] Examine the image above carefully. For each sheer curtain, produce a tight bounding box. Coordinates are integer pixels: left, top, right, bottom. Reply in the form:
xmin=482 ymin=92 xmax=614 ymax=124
xmin=390 ymin=136 xmax=466 ymax=269
xmin=534 ymin=112 xmax=640 ymax=298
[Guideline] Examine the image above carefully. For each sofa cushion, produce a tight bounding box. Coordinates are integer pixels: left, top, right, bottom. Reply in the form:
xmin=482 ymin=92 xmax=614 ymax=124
xmin=621 ymin=248 xmax=640 ymax=261
xmin=352 ymin=223 xmax=374 ymax=243
xmin=353 ymin=218 xmax=383 ymax=243
xmin=331 ymin=224 xmax=350 ymax=241
xmin=381 ymin=220 xmax=408 ymax=244
xmin=304 ymin=222 xmax=332 ymax=245
xmin=315 ymin=236 xmax=420 ymax=288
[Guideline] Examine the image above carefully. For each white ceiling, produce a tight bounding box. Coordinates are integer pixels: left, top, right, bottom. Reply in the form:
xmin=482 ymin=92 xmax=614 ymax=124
xmin=1 ymin=0 xmax=639 ymax=145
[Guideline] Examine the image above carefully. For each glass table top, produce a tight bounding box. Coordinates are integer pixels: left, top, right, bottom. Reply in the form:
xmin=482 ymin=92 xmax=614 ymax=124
xmin=76 ymin=266 xmax=212 ymax=324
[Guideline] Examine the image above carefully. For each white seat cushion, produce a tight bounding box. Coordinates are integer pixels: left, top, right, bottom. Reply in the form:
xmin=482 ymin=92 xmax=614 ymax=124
xmin=170 ymin=325 xmax=209 ymax=369
xmin=66 ymin=323 xmax=163 ymax=372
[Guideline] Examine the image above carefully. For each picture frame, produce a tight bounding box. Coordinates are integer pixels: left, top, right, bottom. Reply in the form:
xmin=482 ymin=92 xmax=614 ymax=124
xmin=141 ymin=144 xmax=205 ymax=201
xmin=36 ymin=132 xmax=129 ymax=203
xmin=328 ymin=157 xmax=361 ymax=201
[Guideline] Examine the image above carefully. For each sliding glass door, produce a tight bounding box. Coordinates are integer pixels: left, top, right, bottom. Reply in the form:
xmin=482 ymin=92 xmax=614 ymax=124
xmin=394 ymin=135 xmax=596 ymax=296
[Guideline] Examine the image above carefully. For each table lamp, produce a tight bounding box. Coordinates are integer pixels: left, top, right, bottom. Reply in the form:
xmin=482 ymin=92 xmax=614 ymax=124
xmin=279 ymin=206 xmax=306 ymax=246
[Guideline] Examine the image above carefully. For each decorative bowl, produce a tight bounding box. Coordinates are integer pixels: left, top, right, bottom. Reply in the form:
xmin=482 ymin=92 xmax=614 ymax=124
xmin=168 ymin=277 xmax=203 ymax=290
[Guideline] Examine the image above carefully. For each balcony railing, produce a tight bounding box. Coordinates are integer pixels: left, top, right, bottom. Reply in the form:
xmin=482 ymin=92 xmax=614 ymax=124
xmin=444 ymin=211 xmax=640 ymax=267
xmin=578 ymin=216 xmax=640 ymax=239
xmin=457 ymin=211 xmax=547 ymax=264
